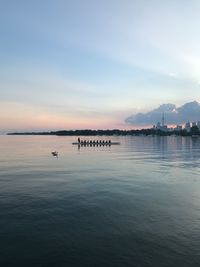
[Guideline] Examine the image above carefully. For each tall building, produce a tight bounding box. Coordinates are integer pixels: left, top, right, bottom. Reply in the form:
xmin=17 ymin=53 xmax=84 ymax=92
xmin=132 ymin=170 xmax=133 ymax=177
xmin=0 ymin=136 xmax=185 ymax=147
xmin=185 ymin=122 xmax=191 ymax=132
xmin=156 ymin=122 xmax=161 ymax=129
xmin=197 ymin=121 xmax=200 ymax=129
xmin=155 ymin=113 xmax=168 ymax=132
xmin=192 ymin=122 xmax=197 ymax=127
xmin=162 ymin=112 xmax=164 ymax=127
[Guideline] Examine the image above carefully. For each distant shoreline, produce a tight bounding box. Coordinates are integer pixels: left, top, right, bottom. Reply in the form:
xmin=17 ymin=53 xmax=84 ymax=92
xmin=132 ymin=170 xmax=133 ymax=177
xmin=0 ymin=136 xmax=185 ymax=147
xmin=7 ymin=128 xmax=200 ymax=137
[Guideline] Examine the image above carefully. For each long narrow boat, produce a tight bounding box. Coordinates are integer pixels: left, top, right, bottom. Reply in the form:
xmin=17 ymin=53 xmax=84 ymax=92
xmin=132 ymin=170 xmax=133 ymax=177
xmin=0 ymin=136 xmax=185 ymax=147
xmin=72 ymin=142 xmax=120 ymax=145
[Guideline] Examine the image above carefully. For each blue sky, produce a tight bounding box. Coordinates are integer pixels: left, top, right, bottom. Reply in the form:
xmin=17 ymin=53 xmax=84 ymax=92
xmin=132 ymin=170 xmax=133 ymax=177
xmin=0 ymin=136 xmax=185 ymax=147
xmin=1 ymin=0 xmax=200 ymax=132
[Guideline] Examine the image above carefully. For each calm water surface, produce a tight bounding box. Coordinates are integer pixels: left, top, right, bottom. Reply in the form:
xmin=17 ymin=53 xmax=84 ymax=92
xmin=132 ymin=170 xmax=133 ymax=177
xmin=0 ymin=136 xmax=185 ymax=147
xmin=1 ymin=135 xmax=200 ymax=267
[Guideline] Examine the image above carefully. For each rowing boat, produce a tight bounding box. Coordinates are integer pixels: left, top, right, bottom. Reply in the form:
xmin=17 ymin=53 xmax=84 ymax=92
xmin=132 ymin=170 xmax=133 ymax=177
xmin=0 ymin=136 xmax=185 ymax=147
xmin=72 ymin=142 xmax=120 ymax=145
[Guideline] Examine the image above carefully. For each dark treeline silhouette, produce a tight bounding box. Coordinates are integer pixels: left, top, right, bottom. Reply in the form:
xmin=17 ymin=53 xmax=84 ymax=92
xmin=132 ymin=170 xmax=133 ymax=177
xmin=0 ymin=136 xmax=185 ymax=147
xmin=7 ymin=127 xmax=200 ymax=136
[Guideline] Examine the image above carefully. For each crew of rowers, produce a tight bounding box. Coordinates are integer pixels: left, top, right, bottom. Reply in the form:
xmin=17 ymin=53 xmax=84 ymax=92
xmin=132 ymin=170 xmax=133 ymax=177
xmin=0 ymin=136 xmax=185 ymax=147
xmin=78 ymin=138 xmax=111 ymax=145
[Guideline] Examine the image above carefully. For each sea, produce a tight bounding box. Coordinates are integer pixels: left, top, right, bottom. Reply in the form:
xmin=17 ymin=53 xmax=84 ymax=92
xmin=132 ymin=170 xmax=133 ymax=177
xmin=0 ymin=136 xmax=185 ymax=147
xmin=1 ymin=135 xmax=200 ymax=267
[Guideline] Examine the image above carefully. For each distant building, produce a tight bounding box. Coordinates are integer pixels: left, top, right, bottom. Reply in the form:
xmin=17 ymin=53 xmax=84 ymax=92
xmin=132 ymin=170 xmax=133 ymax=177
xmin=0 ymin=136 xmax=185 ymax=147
xmin=185 ymin=122 xmax=191 ymax=132
xmin=156 ymin=122 xmax=161 ymax=129
xmin=162 ymin=112 xmax=164 ymax=127
xmin=168 ymin=127 xmax=174 ymax=132
xmin=155 ymin=113 xmax=169 ymax=132
xmin=197 ymin=121 xmax=200 ymax=129
xmin=175 ymin=125 xmax=182 ymax=131
xmin=192 ymin=122 xmax=197 ymax=127
xmin=161 ymin=125 xmax=168 ymax=132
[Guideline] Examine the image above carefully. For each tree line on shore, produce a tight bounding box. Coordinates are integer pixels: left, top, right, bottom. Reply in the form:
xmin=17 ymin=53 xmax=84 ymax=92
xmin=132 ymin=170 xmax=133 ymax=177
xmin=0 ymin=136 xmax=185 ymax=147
xmin=7 ymin=126 xmax=200 ymax=136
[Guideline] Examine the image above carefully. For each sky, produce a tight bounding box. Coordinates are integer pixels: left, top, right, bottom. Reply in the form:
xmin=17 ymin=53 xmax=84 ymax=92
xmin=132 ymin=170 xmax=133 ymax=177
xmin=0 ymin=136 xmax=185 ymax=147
xmin=1 ymin=0 xmax=200 ymax=132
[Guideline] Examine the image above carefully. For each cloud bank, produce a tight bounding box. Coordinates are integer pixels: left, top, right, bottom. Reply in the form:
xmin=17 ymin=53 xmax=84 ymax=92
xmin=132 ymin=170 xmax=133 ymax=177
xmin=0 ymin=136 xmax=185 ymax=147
xmin=125 ymin=101 xmax=200 ymax=125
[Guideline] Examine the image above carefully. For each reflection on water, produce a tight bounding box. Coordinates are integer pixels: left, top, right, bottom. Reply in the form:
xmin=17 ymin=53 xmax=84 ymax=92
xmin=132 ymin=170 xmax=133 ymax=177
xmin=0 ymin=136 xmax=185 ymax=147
xmin=0 ymin=135 xmax=200 ymax=267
